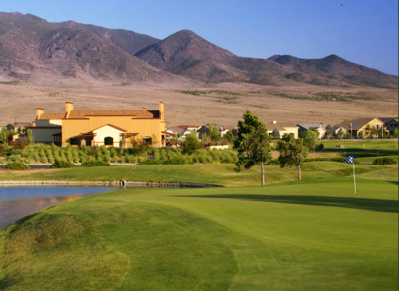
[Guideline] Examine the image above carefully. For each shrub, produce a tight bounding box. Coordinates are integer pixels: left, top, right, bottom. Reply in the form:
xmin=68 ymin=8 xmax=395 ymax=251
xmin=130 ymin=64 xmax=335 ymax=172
xmin=4 ymin=162 xmax=30 ymax=170
xmin=139 ymin=159 xmax=163 ymax=165
xmin=163 ymin=157 xmax=187 ymax=165
xmin=373 ymin=158 xmax=397 ymax=165
xmin=81 ymin=160 xmax=110 ymax=167
xmin=51 ymin=160 xmax=76 ymax=168
xmin=0 ymin=144 xmax=7 ymax=156
xmin=315 ymin=143 xmax=324 ymax=151
xmin=8 ymin=154 xmax=21 ymax=162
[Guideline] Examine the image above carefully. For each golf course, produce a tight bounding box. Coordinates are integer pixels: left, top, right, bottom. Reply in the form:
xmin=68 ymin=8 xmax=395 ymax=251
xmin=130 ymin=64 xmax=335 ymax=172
xmin=0 ymin=141 xmax=397 ymax=290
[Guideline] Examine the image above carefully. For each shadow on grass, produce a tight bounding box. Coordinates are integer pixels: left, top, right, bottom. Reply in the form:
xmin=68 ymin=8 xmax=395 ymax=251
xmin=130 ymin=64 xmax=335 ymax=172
xmin=177 ymin=194 xmax=398 ymax=213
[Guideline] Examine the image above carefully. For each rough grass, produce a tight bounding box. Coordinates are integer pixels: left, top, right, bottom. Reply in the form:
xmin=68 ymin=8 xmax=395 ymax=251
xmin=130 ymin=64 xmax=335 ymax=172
xmin=0 ymin=177 xmax=397 ymax=290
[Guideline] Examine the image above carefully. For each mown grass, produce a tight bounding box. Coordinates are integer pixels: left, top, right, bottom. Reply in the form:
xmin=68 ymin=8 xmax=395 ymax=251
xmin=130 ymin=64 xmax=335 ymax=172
xmin=0 ymin=162 xmax=397 ymax=186
xmin=322 ymin=140 xmax=399 ymax=151
xmin=0 ymin=177 xmax=397 ymax=290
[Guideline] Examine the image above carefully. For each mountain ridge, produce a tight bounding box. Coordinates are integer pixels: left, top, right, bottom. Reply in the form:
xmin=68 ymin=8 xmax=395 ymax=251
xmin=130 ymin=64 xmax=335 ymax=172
xmin=0 ymin=12 xmax=396 ymax=88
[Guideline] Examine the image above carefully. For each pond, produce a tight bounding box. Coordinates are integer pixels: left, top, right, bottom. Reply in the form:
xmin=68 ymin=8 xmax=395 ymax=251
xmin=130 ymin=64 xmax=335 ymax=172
xmin=0 ymin=187 xmax=115 ymax=230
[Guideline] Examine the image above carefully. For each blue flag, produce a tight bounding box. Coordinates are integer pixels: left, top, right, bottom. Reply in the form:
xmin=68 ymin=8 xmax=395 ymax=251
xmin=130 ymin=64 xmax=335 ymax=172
xmin=345 ymin=156 xmax=354 ymax=163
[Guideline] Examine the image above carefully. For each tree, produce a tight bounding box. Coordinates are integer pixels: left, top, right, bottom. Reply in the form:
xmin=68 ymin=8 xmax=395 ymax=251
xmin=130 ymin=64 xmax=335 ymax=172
xmin=277 ymin=134 xmax=308 ymax=180
xmin=337 ymin=128 xmax=345 ymax=140
xmin=209 ymin=125 xmax=220 ymax=144
xmin=233 ymin=111 xmax=272 ymax=185
xmin=299 ymin=130 xmax=318 ymax=151
xmin=392 ymin=128 xmax=398 ymax=139
xmin=0 ymin=128 xmax=10 ymax=144
xmin=325 ymin=124 xmax=334 ymax=139
xmin=272 ymin=128 xmax=280 ymax=140
xmin=26 ymin=129 xmax=34 ymax=145
xmin=182 ymin=133 xmax=201 ymax=155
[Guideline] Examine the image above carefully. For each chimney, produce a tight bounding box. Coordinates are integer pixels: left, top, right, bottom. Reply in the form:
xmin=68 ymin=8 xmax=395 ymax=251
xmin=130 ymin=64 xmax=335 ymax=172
xmin=36 ymin=108 xmax=44 ymax=120
xmin=159 ymin=102 xmax=164 ymax=119
xmin=32 ymin=121 xmax=36 ymax=128
xmin=65 ymin=102 xmax=74 ymax=118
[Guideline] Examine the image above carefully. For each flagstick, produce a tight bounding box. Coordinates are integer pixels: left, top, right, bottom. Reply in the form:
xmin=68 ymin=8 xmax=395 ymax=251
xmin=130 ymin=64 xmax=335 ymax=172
xmin=352 ymin=162 xmax=356 ymax=194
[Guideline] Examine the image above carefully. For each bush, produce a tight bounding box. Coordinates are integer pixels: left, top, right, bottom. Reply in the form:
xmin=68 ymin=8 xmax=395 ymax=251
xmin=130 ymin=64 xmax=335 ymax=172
xmin=81 ymin=160 xmax=110 ymax=167
xmin=315 ymin=143 xmax=324 ymax=151
xmin=139 ymin=159 xmax=163 ymax=165
xmin=4 ymin=162 xmax=30 ymax=170
xmin=51 ymin=160 xmax=76 ymax=168
xmin=163 ymin=157 xmax=187 ymax=165
xmin=8 ymin=154 xmax=21 ymax=162
xmin=373 ymin=158 xmax=397 ymax=165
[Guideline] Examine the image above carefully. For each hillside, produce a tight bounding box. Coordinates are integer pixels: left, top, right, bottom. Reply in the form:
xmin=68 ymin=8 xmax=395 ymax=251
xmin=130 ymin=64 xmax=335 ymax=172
xmin=0 ymin=12 xmax=397 ymax=88
xmin=0 ymin=12 xmax=184 ymax=84
xmin=135 ymin=30 xmax=398 ymax=88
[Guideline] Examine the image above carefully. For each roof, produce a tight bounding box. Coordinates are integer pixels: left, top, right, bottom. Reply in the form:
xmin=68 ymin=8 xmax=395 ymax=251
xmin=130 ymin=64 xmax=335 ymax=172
xmin=38 ymin=113 xmax=65 ymax=120
xmin=67 ymin=109 xmax=156 ymax=119
xmin=6 ymin=122 xmax=32 ymax=128
xmin=334 ymin=118 xmax=382 ymax=130
xmin=266 ymin=123 xmax=298 ymax=131
xmin=297 ymin=123 xmax=327 ymax=130
xmin=378 ymin=117 xmax=398 ymax=123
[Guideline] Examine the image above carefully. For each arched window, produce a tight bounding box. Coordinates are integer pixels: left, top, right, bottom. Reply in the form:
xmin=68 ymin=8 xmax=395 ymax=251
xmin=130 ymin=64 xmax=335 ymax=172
xmin=104 ymin=136 xmax=113 ymax=146
xmin=143 ymin=137 xmax=152 ymax=145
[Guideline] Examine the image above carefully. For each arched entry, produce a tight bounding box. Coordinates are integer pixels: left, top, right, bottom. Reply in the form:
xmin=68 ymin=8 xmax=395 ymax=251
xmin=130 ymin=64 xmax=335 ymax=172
xmin=104 ymin=136 xmax=113 ymax=146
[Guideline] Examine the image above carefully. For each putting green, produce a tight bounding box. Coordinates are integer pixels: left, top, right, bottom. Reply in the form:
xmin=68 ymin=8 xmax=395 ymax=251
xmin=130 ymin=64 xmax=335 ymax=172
xmin=0 ymin=177 xmax=397 ymax=290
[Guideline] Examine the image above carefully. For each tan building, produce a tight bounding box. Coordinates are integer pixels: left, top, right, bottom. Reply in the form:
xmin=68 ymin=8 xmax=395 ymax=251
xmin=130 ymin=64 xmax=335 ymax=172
xmin=31 ymin=102 xmax=167 ymax=147
xmin=267 ymin=122 xmax=299 ymax=139
xmin=334 ymin=118 xmax=385 ymax=138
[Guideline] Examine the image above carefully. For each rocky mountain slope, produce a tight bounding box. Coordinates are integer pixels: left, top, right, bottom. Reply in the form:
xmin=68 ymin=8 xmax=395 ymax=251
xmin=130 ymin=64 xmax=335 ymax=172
xmin=0 ymin=12 xmax=397 ymax=88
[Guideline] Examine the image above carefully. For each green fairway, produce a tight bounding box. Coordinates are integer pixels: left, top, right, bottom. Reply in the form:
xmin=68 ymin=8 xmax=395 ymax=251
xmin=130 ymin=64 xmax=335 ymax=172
xmin=0 ymin=162 xmax=398 ymax=186
xmin=0 ymin=176 xmax=397 ymax=290
xmin=322 ymin=139 xmax=399 ymax=151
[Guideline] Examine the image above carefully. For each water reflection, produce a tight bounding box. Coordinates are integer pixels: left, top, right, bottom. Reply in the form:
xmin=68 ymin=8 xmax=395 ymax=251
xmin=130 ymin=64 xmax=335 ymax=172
xmin=0 ymin=187 xmax=114 ymax=230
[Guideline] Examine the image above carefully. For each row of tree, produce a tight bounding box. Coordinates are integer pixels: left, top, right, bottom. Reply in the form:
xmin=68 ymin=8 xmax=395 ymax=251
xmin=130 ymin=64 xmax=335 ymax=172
xmin=234 ymin=111 xmax=310 ymax=185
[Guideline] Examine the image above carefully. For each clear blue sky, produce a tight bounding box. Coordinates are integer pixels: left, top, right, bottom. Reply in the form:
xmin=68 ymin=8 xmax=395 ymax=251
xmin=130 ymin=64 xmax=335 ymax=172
xmin=2 ymin=0 xmax=398 ymax=75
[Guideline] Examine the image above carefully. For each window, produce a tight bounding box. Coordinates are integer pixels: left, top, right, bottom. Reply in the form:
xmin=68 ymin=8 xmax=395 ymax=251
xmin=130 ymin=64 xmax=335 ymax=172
xmin=104 ymin=136 xmax=113 ymax=145
xmin=143 ymin=137 xmax=152 ymax=145
xmin=70 ymin=137 xmax=79 ymax=146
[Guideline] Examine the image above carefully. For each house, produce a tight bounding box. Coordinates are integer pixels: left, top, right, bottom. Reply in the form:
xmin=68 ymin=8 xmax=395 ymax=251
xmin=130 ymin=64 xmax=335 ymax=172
xmin=168 ymin=125 xmax=200 ymax=136
xmin=6 ymin=122 xmax=32 ymax=131
xmin=267 ymin=122 xmax=299 ymax=139
xmin=334 ymin=118 xmax=385 ymax=138
xmin=378 ymin=117 xmax=398 ymax=134
xmin=30 ymin=102 xmax=167 ymax=147
xmin=296 ymin=123 xmax=327 ymax=139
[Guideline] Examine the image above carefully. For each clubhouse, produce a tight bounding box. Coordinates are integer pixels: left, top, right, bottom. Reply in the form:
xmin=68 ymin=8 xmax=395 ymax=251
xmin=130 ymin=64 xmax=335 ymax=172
xmin=30 ymin=102 xmax=167 ymax=148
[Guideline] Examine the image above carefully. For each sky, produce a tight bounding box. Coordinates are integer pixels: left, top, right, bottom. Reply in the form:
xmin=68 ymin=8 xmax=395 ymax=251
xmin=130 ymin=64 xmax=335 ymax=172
xmin=1 ymin=0 xmax=398 ymax=75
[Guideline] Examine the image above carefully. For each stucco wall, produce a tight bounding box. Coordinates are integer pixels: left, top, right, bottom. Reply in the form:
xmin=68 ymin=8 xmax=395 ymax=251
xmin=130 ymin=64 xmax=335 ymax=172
xmin=62 ymin=116 xmax=165 ymax=147
xmin=93 ymin=125 xmax=123 ymax=147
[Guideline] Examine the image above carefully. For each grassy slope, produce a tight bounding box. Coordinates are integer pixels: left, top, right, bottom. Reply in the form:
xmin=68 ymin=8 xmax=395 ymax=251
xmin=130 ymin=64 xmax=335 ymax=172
xmin=0 ymin=162 xmax=398 ymax=186
xmin=0 ymin=177 xmax=397 ymax=290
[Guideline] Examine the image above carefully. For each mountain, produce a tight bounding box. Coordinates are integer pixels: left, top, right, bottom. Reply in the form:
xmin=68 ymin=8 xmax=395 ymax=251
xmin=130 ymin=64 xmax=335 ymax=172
xmin=0 ymin=12 xmax=183 ymax=84
xmin=57 ymin=21 xmax=159 ymax=56
xmin=268 ymin=54 xmax=398 ymax=88
xmin=135 ymin=30 xmax=296 ymax=85
xmin=0 ymin=12 xmax=396 ymax=88
xmin=136 ymin=30 xmax=397 ymax=87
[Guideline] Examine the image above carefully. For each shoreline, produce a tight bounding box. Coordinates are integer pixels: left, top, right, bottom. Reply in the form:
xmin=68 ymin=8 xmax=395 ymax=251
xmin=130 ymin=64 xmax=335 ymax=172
xmin=0 ymin=180 xmax=220 ymax=188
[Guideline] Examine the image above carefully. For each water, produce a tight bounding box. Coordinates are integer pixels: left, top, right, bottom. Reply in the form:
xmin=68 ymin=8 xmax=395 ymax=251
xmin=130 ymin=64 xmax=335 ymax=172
xmin=0 ymin=187 xmax=115 ymax=230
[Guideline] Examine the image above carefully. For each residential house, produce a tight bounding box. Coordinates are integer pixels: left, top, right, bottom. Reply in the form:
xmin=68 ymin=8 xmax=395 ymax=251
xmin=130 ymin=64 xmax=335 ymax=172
xmin=378 ymin=117 xmax=398 ymax=134
xmin=267 ymin=121 xmax=299 ymax=139
xmin=6 ymin=122 xmax=32 ymax=132
xmin=296 ymin=123 xmax=327 ymax=139
xmin=30 ymin=102 xmax=168 ymax=147
xmin=334 ymin=118 xmax=385 ymax=138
